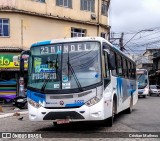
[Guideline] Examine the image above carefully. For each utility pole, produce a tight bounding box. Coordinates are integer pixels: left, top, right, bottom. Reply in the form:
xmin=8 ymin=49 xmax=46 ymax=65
xmin=109 ymin=32 xmax=124 ymax=51
xmin=119 ymin=32 xmax=124 ymax=51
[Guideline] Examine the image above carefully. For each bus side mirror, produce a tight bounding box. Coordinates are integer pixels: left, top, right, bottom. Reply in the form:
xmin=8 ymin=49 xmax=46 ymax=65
xmin=20 ymin=50 xmax=30 ymax=77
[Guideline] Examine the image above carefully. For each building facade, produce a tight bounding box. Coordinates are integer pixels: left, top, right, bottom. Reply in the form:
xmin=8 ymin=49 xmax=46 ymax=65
xmin=149 ymin=51 xmax=160 ymax=85
xmin=0 ymin=0 xmax=110 ymax=49
xmin=0 ymin=0 xmax=110 ymax=99
xmin=135 ymin=49 xmax=160 ymax=73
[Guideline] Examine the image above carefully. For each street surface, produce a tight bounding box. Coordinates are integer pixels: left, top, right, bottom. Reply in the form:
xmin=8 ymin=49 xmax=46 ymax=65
xmin=0 ymin=96 xmax=160 ymax=141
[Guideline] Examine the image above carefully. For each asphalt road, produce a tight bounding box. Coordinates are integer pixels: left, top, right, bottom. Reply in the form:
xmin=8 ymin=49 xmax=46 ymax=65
xmin=0 ymin=96 xmax=160 ymax=141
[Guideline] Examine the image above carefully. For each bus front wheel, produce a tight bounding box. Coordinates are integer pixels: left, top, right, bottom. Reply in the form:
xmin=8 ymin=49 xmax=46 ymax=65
xmin=105 ymin=98 xmax=116 ymax=127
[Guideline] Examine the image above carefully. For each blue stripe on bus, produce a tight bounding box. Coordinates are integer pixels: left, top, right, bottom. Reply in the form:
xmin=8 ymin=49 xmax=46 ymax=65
xmin=27 ymin=90 xmax=45 ymax=104
xmin=117 ymin=77 xmax=136 ymax=97
xmin=65 ymin=103 xmax=84 ymax=107
xmin=117 ymin=77 xmax=122 ymax=97
xmin=31 ymin=40 xmax=51 ymax=47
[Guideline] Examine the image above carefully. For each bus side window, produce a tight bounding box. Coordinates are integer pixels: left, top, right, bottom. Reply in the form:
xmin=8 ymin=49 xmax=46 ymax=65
xmin=131 ymin=63 xmax=136 ymax=79
xmin=123 ymin=58 xmax=127 ymax=78
xmin=133 ymin=64 xmax=136 ymax=79
xmin=117 ymin=54 xmax=123 ymax=77
xmin=104 ymin=52 xmax=110 ymax=78
xmin=103 ymin=51 xmax=110 ymax=88
xmin=128 ymin=61 xmax=131 ymax=79
xmin=126 ymin=60 xmax=129 ymax=78
xmin=110 ymin=50 xmax=117 ymax=76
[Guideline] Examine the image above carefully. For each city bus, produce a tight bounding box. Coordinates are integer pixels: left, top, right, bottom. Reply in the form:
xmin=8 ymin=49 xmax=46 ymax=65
xmin=21 ymin=37 xmax=138 ymax=127
xmin=136 ymin=69 xmax=149 ymax=98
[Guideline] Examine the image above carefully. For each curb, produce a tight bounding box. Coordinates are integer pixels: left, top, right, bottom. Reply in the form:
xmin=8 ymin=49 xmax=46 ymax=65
xmin=0 ymin=111 xmax=28 ymax=119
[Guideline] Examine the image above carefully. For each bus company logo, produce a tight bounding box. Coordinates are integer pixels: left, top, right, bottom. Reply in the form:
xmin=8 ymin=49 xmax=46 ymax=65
xmin=59 ymin=100 xmax=64 ymax=105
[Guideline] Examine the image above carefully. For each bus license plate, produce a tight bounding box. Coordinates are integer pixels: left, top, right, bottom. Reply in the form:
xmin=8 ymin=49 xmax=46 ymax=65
xmin=56 ymin=119 xmax=70 ymax=124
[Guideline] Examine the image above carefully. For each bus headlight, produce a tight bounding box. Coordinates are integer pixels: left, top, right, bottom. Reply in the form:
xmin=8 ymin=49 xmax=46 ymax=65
xmin=85 ymin=92 xmax=103 ymax=107
xmin=28 ymin=99 xmax=41 ymax=108
xmin=144 ymin=88 xmax=149 ymax=92
xmin=85 ymin=96 xmax=101 ymax=107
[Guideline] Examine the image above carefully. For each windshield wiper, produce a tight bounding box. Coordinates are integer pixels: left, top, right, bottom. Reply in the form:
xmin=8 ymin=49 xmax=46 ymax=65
xmin=67 ymin=53 xmax=83 ymax=92
xmin=40 ymin=75 xmax=50 ymax=93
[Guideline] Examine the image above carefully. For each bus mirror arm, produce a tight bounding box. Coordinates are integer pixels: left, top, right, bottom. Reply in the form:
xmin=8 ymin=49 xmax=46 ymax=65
xmin=20 ymin=50 xmax=30 ymax=77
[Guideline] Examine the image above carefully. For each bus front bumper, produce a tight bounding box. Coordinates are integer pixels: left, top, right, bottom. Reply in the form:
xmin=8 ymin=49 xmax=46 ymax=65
xmin=28 ymin=98 xmax=112 ymax=122
xmin=138 ymin=89 xmax=149 ymax=96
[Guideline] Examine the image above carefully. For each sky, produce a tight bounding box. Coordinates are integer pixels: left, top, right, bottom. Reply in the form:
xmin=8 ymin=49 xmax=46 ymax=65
xmin=109 ymin=0 xmax=160 ymax=54
xmin=110 ymin=0 xmax=160 ymax=32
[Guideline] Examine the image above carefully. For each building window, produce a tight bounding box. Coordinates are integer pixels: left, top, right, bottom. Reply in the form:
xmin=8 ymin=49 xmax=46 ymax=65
xmin=101 ymin=32 xmax=106 ymax=39
xmin=71 ymin=28 xmax=86 ymax=37
xmin=0 ymin=19 xmax=9 ymax=37
xmin=80 ymin=0 xmax=95 ymax=12
xmin=32 ymin=0 xmax=45 ymax=3
xmin=101 ymin=1 xmax=108 ymax=16
xmin=56 ymin=0 xmax=72 ymax=8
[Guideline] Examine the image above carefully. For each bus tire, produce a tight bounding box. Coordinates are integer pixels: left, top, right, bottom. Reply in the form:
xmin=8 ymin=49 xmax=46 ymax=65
xmin=143 ymin=95 xmax=146 ymax=98
xmin=105 ymin=97 xmax=116 ymax=127
xmin=125 ymin=95 xmax=133 ymax=114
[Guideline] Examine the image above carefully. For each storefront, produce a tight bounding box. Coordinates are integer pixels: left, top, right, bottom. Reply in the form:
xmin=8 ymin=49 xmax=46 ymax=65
xmin=0 ymin=49 xmax=28 ymax=102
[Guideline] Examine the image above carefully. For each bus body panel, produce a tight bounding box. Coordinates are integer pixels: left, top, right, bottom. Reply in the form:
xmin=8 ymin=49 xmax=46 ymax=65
xmin=28 ymin=97 xmax=112 ymax=122
xmin=110 ymin=76 xmax=138 ymax=114
xmin=28 ymin=84 xmax=113 ymax=122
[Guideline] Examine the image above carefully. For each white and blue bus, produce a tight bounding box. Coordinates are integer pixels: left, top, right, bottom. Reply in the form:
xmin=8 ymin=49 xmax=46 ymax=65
xmin=136 ymin=69 xmax=149 ymax=98
xmin=21 ymin=37 xmax=138 ymax=127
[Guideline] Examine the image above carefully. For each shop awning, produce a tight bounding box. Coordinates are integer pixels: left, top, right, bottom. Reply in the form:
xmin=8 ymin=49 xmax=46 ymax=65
xmin=0 ymin=68 xmax=19 ymax=71
xmin=0 ymin=47 xmax=23 ymax=51
xmin=0 ymin=68 xmax=27 ymax=71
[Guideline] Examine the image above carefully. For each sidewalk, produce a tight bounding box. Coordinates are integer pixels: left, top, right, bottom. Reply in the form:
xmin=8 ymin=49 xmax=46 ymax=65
xmin=0 ymin=103 xmax=28 ymax=118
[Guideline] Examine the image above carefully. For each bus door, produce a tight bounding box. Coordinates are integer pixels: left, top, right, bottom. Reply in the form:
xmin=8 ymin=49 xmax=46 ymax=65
xmin=103 ymin=47 xmax=112 ymax=108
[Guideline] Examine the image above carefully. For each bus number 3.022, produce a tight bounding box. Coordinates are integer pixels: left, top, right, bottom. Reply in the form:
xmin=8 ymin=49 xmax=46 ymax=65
xmin=75 ymin=100 xmax=84 ymax=103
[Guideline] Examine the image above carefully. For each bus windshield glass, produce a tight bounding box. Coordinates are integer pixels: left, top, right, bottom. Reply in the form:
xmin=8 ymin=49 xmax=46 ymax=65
xmin=137 ymin=70 xmax=148 ymax=89
xmin=28 ymin=41 xmax=101 ymax=91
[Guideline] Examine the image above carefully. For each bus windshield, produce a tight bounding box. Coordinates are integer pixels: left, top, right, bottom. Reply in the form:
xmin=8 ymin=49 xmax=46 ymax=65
xmin=137 ymin=70 xmax=148 ymax=89
xmin=28 ymin=41 xmax=101 ymax=91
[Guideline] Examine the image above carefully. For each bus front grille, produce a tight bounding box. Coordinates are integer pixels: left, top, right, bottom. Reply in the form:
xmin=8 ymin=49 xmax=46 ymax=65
xmin=43 ymin=111 xmax=85 ymax=120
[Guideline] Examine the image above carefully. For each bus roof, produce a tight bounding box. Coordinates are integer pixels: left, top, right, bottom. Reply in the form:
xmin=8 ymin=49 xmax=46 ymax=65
xmin=31 ymin=37 xmax=107 ymax=47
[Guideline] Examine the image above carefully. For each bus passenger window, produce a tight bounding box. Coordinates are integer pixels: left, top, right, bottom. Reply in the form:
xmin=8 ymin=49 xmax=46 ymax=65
xmin=133 ymin=64 xmax=136 ymax=79
xmin=104 ymin=52 xmax=110 ymax=78
xmin=117 ymin=54 xmax=123 ymax=76
xmin=128 ymin=61 xmax=131 ymax=78
xmin=123 ymin=58 xmax=127 ymax=78
xmin=110 ymin=50 xmax=117 ymax=76
xmin=103 ymin=51 xmax=110 ymax=88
